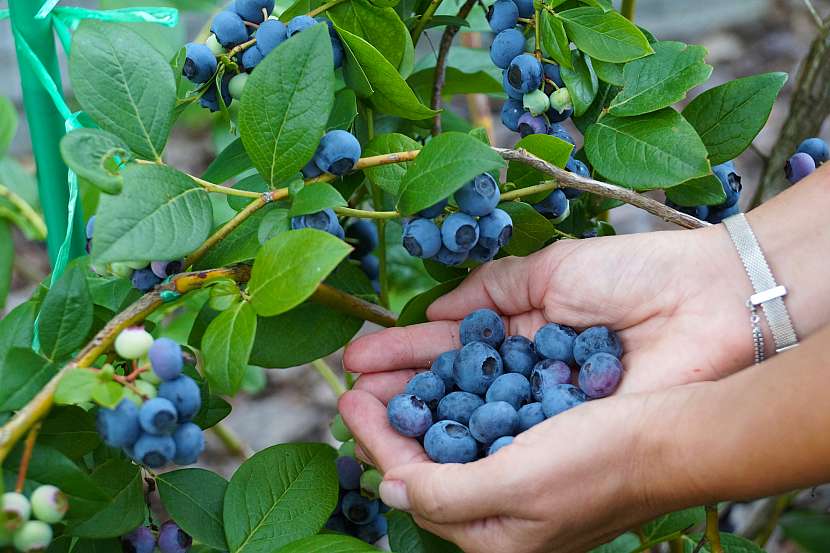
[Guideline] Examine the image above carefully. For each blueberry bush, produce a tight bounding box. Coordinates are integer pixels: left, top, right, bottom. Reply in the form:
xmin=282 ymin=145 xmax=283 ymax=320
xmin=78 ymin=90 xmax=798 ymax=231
xmin=0 ymin=0 xmax=826 ymax=551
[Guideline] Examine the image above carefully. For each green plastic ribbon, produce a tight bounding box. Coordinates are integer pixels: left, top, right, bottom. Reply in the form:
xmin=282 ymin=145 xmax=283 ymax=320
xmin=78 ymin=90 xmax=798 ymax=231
xmin=0 ymin=9 xmax=9 ymax=21
xmin=52 ymin=7 xmax=179 ymax=30
xmin=35 ymin=0 xmax=62 ymax=19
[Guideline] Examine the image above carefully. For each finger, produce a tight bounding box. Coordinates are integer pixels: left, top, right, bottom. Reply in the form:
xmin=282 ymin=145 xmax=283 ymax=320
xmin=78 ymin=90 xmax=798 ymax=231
xmin=343 ymin=321 xmax=461 ymax=374
xmin=354 ymin=370 xmax=419 ymax=404
xmin=337 ymin=390 xmax=429 ymax=473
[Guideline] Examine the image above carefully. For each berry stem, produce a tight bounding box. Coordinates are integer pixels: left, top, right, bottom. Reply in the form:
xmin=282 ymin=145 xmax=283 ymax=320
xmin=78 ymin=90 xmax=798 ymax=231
xmin=311 ymin=283 xmax=398 ymax=327
xmin=226 ymin=37 xmax=257 ymax=59
xmin=533 ymin=7 xmax=541 ymax=54
xmin=14 ymin=422 xmax=41 ymax=493
xmin=704 ymin=504 xmax=723 ymax=553
xmin=0 ymin=184 xmax=47 ymax=240
xmin=411 ymin=0 xmax=445 ymax=46
xmin=753 ymin=493 xmax=793 ymax=547
xmin=210 ymin=422 xmax=252 ymax=459
xmin=135 ymin=159 xmax=261 ymax=199
xmin=621 ymin=0 xmax=637 ymax=21
xmin=311 ymin=358 xmax=346 ymax=397
xmin=307 ymin=0 xmax=348 ymax=18
xmin=334 ymin=206 xmax=398 ymax=219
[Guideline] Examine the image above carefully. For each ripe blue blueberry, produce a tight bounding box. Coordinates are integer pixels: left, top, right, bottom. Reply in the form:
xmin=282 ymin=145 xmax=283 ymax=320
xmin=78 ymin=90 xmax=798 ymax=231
xmin=548 ymin=124 xmax=575 ymax=146
xmin=455 ymin=173 xmax=500 ymax=217
xmin=133 ymin=433 xmax=176 ymax=468
xmin=468 ymin=242 xmax=499 ymax=263
xmin=468 ymin=401 xmax=518 ymax=444
xmin=346 ymin=220 xmax=379 ymax=258
xmin=485 ymin=372 xmax=530 ymax=409
xmin=499 ymin=335 xmax=538 ymax=377
xmin=148 ymin=337 xmax=184 ymax=381
xmin=487 ymin=435 xmax=514 ymax=456
xmin=502 ymin=71 xmax=524 ymax=100
xmin=706 ymin=202 xmax=740 ymax=224
xmin=437 ymin=391 xmax=484 ymax=425
xmin=565 ymin=156 xmax=590 ymax=194
xmin=405 ymin=371 xmax=446 ymax=410
xmin=501 ymin=99 xmax=524 ymax=131
xmin=255 ymin=19 xmax=287 ymax=57
xmin=418 ymin=198 xmax=448 ymax=218
xmin=291 ymin=209 xmax=343 ymax=237
xmin=487 ymin=0 xmax=519 ymax=33
xmin=578 ymin=352 xmax=623 ymax=398
xmin=535 ymin=322 xmax=577 ymax=363
xmin=12 ymin=520 xmax=52 ymax=553
xmin=360 ymin=254 xmax=379 ymax=280
xmin=159 ymin=375 xmax=202 ymax=421
xmin=183 ymin=43 xmax=217 ymax=84
xmin=402 ymin=218 xmax=442 ymax=258
xmin=547 ymin=105 xmax=573 ymax=123
xmin=540 ymin=384 xmax=587 ymax=418
xmin=199 ymin=74 xmax=233 ymax=112
xmin=573 ymin=326 xmax=622 ymax=366
xmin=314 ymin=130 xmax=361 ymax=175
xmin=172 ymin=422 xmax=205 ymax=465
xmin=336 ymin=455 xmax=363 ymax=490
xmin=490 ymin=28 xmax=525 ymax=69
xmin=453 ymin=341 xmax=504 ymax=394
xmin=150 ymin=260 xmax=183 ymax=279
xmin=478 ymin=208 xmax=513 ymax=249
xmin=460 ymin=308 xmax=505 ymax=348
xmin=533 ymin=189 xmax=569 ymax=222
xmin=211 ymin=10 xmax=249 ymax=48
xmin=97 ymin=399 xmax=142 ymax=448
xmin=233 ymin=0 xmax=273 ymax=23
xmin=241 ymin=44 xmax=265 ymax=70
xmin=431 ymin=350 xmax=458 ymax=389
xmin=432 ymin=246 xmax=468 ymax=266
xmin=139 ymin=397 xmax=179 ymax=435
xmin=517 ymin=112 xmax=549 ymax=136
xmin=121 ymin=527 xmax=156 ymax=553
xmin=713 ymin=161 xmax=742 ymax=207
xmin=342 ymin=492 xmax=379 ymax=525
xmin=543 ymin=63 xmax=564 ymax=91
xmin=30 ymin=485 xmax=67 ymax=524
xmin=797 ymin=137 xmax=829 ymax=165
xmin=158 ymin=520 xmax=193 ymax=553
xmin=324 ymin=513 xmax=349 ymax=534
xmin=132 ymin=267 xmax=162 ymax=292
xmin=355 ymin=514 xmax=388 ymax=544
xmin=513 ymin=0 xmax=533 ymax=18
xmin=785 ymin=152 xmax=816 ymax=184
xmin=517 ymin=402 xmax=545 ymax=431
xmin=530 ymin=359 xmax=571 ymax=401
xmin=424 ymin=420 xmax=479 ymax=463
xmin=287 ymin=15 xmax=317 ymax=36
xmin=507 ymin=54 xmax=542 ymax=94
xmin=666 ymin=200 xmax=709 ymax=221
xmin=387 ymin=394 xmax=433 ymax=437
xmin=441 ymin=212 xmax=480 ymax=253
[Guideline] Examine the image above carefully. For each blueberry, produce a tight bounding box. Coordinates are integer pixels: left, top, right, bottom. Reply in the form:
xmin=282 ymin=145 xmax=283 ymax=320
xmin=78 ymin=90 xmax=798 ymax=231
xmin=150 ymin=259 xmax=183 ymax=279
xmin=206 ymin=34 xmax=225 ymax=55
xmin=241 ymin=44 xmax=265 ymax=70
xmin=513 ymin=0 xmax=533 ymax=18
xmin=548 ymin=124 xmax=575 ymax=146
xmin=424 ymin=420 xmax=479 ymax=463
xmin=499 ymin=336 xmax=538 ymax=377
xmin=360 ymin=254 xmax=379 ymax=280
xmin=336 ymin=455 xmax=363 ymax=490
xmin=507 ymin=54 xmax=543 ymax=94
xmin=133 ymin=433 xmax=176 ymax=468
xmin=148 ymin=337 xmax=184 ymax=381
xmin=523 ymin=89 xmax=549 ymax=116
xmin=529 ymin=358 xmax=571 ymax=402
xmin=346 ymin=220 xmax=378 ymax=258
xmin=301 ymin=160 xmax=323 ymax=179
xmin=501 ymin=99 xmax=524 ymax=131
xmin=455 ymin=173 xmax=500 ymax=217
xmin=713 ymin=161 xmax=742 ymax=206
xmin=405 ymin=371 xmax=446 ymax=410
xmin=441 ymin=212 xmax=480 ymax=253
xmin=132 ymin=267 xmax=162 ymax=292
xmin=487 ymin=435 xmax=513 ymax=456
xmin=549 ymin=87 xmax=572 ymax=115
xmin=666 ymin=200 xmax=709 ymax=221
xmin=534 ymin=323 xmax=577 ymax=363
xmin=706 ymin=202 xmax=740 ymax=224
xmin=478 ymin=208 xmax=513 ymax=249
xmin=502 ymin=71 xmax=524 ymax=100
xmin=518 ymin=112 xmax=549 ymax=137
xmin=172 ymin=422 xmax=205 ymax=465
xmin=121 ymin=527 xmax=156 ymax=553
xmin=255 ymin=18 xmax=287 ymax=56
xmin=338 ymin=440 xmax=357 ymax=458
xmin=533 ymin=189 xmax=569 ymax=222
xmin=437 ymin=391 xmax=484 ymax=425
xmin=12 ymin=521 xmax=52 ymax=553
xmin=355 ymin=514 xmax=388 ymax=544
xmin=291 ymin=209 xmax=342 ymax=237
xmin=1 ymin=493 xmax=30 ymax=532
xmin=183 ymin=43 xmax=217 ymax=84
xmin=402 ymin=218 xmax=442 ymax=258
xmin=487 ymin=0 xmax=519 ymax=33
xmin=233 ymin=0 xmax=273 ymax=23
xmin=796 ymin=137 xmax=829 ymax=165
xmin=485 ymin=373 xmax=530 ymax=409
xmin=97 ymin=399 xmax=142 ymax=449
xmin=314 ymin=130 xmax=361 ymax=175
xmin=387 ymin=394 xmax=433 ymax=437
xmin=30 ymin=485 xmax=67 ymax=524
xmin=115 ymin=327 xmax=154 ymax=360
xmin=199 ymin=74 xmax=233 ymax=112
xmin=468 ymin=242 xmax=499 ymax=263
xmin=330 ymin=32 xmax=344 ymax=68
xmin=566 ymin=157 xmax=589 ymax=178
xmin=547 ymin=105 xmax=573 ymax=123
xmin=430 ymin=350 xmax=458 ymax=390
xmin=158 ymin=375 xmax=202 ymax=421
xmin=324 ymin=513 xmax=350 ymax=534
xmin=468 ymin=401 xmax=518 ymax=444
xmin=418 ymin=198 xmax=448 ymax=218
xmin=542 ymin=62 xmax=564 ymax=91
xmin=540 ymin=384 xmax=587 ymax=418
xmin=211 ymin=10 xmax=249 ymax=48
xmin=517 ymin=402 xmax=545 ymax=432
xmin=139 ymin=397 xmax=178 ymax=435
xmin=578 ymin=352 xmax=623 ymax=398
xmin=431 ymin=246 xmax=468 ymax=266
xmin=360 ymin=468 xmax=382 ymax=499
xmin=287 ymin=15 xmax=317 ymax=36
xmin=330 ymin=413 xmax=353 ymax=442
xmin=460 ymin=308 xmax=505 ymax=348
xmin=490 ymin=28 xmax=525 ymax=69
xmin=785 ymin=152 xmax=816 ymax=184
xmin=158 ymin=520 xmax=193 ymax=553
xmin=453 ymin=341 xmax=504 ymax=394
xmin=85 ymin=215 xmax=95 ymax=240
xmin=342 ymin=491 xmax=379 ymax=524
xmin=573 ymin=326 xmax=622 ymax=366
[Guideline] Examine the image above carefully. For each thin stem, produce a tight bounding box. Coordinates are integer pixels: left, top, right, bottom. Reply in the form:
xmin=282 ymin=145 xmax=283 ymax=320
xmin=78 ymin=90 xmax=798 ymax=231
xmin=705 ymin=504 xmax=724 ymax=553
xmin=629 ymin=529 xmax=687 ymax=553
xmin=621 ymin=0 xmax=637 ymax=21
xmin=803 ymin=0 xmax=823 ymax=28
xmin=311 ymin=283 xmax=398 ymax=327
xmin=334 ymin=206 xmax=399 ymax=219
xmin=499 ymin=179 xmax=559 ymax=201
xmin=0 ymin=184 xmax=47 ymax=239
xmin=135 ymin=160 xmax=261 ymax=198
xmin=749 ymin=142 xmax=769 ymax=165
xmin=670 ymin=538 xmax=684 ymax=553
xmin=307 ymin=0 xmax=347 ymax=18
xmin=551 ymin=227 xmax=578 ymax=240
xmin=14 ymin=423 xmax=41 ymax=493
xmin=227 ymin=37 xmax=257 ymax=58
xmin=411 ymin=0 xmax=445 ymax=46
xmin=185 ymin=194 xmax=269 ymax=268
xmin=534 ymin=7 xmax=541 ymax=54
xmin=312 ymin=358 xmax=346 ymax=397
xmin=755 ymin=494 xmax=792 ymax=547
xmin=210 ymin=422 xmax=252 ymax=459
xmin=303 ymin=150 xmax=422 ymax=186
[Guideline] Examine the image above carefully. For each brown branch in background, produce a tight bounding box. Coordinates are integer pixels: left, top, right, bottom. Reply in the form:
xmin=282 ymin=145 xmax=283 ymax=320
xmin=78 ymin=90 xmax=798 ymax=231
xmin=461 ymin=32 xmax=496 ymax=144
xmin=312 ymin=284 xmax=397 ymax=327
xmin=14 ymin=423 xmax=41 ymax=493
xmin=432 ymin=0 xmax=478 ymax=136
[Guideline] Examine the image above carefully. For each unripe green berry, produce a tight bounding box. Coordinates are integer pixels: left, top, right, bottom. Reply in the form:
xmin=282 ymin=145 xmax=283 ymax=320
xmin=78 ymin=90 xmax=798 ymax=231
xmin=550 ymin=200 xmax=570 ymax=224
xmin=338 ymin=440 xmax=356 ymax=458
xmin=360 ymin=469 xmax=382 ymax=500
xmin=330 ymin=414 xmax=353 ymax=442
xmin=522 ymin=89 xmax=549 ymax=116
xmin=30 ymin=485 xmax=68 ymax=524
xmin=206 ymin=34 xmax=225 ymax=56
xmin=1 ymin=493 xmax=31 ymax=532
xmin=125 ymin=261 xmax=148 ymax=270
xmin=549 ymin=87 xmax=573 ymax=114
xmin=114 ymin=327 xmax=154 ymax=360
xmin=229 ymin=73 xmax=249 ymax=100
xmin=13 ymin=520 xmax=52 ymax=552
xmin=109 ymin=262 xmax=134 ymax=279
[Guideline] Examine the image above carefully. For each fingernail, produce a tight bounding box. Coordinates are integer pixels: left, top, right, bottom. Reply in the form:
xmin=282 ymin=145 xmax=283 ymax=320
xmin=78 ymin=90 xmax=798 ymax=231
xmin=379 ymin=479 xmax=410 ymax=511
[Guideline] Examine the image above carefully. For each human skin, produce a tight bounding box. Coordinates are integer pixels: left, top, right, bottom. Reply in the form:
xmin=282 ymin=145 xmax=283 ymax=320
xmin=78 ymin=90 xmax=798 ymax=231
xmin=338 ymin=166 xmax=830 ymax=552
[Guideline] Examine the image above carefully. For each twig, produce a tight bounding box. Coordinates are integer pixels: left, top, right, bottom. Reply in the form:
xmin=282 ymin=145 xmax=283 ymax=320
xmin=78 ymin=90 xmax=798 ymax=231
xmin=461 ymin=32 xmax=496 ymax=144
xmin=754 ymin=494 xmax=792 ymax=547
xmin=803 ymin=0 xmax=823 ymax=28
xmin=669 ymin=538 xmax=684 ymax=553
xmin=411 ymin=0 xmax=445 ymax=46
xmin=304 ymin=150 xmax=422 ymax=186
xmin=0 ymin=184 xmax=47 ymax=239
xmin=135 ymin=159 xmax=261 ymax=199
xmin=621 ymin=0 xmax=637 ymax=21
xmin=307 ymin=0 xmax=347 ymax=18
xmin=14 ymin=423 xmax=41 ymax=493
xmin=629 ymin=528 xmax=687 ymax=553
xmin=748 ymin=142 xmax=769 ymax=165
xmin=705 ymin=504 xmax=724 ymax=553
xmin=312 ymin=358 xmax=346 ymax=397
xmin=210 ymin=422 xmax=252 ymax=459
xmin=334 ymin=206 xmax=398 ymax=219
xmin=311 ymin=284 xmax=397 ymax=327
xmin=691 ymin=536 xmax=708 ymax=553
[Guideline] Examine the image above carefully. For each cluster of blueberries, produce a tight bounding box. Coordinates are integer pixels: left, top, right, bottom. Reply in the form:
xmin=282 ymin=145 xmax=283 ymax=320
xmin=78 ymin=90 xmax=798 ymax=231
xmin=121 ymin=521 xmax=192 ymax=553
xmin=182 ymin=0 xmax=343 ymax=111
xmin=86 ymin=216 xmax=183 ymax=293
xmin=1 ymin=486 xmax=68 ymax=552
xmin=96 ymin=328 xmax=205 ymax=469
xmin=400 ymin=173 xmax=514 ymax=266
xmin=785 ymin=137 xmax=829 ymax=184
xmin=387 ymin=309 xmax=624 ymax=462
xmin=665 ymin=160 xmax=743 ymax=224
xmin=325 ymin=416 xmax=389 ymax=544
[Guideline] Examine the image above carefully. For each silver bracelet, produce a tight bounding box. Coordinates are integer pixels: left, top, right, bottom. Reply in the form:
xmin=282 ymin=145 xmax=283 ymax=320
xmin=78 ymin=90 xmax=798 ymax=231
xmin=722 ymin=213 xmax=799 ymax=364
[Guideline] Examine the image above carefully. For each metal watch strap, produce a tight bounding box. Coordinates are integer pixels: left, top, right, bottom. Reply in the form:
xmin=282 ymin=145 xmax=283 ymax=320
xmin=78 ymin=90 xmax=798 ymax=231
xmin=723 ymin=213 xmax=798 ymax=363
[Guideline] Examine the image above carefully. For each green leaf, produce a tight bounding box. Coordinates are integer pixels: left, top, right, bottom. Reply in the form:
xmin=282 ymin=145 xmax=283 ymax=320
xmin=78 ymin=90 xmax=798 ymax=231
xmin=67 ymin=459 xmax=144 ymax=538
xmin=682 ymin=72 xmax=787 ymax=165
xmin=397 ymin=278 xmax=463 ymax=326
xmin=91 ymin=381 xmax=126 ymax=408
xmin=584 ymin=108 xmax=710 ymax=189
xmin=202 ymin=138 xmax=253 ymax=184
xmin=340 ymin=37 xmax=375 ymax=99
xmin=589 ymin=533 xmax=640 ymax=553
xmin=500 ymin=201 xmax=556 ymax=256
xmin=241 ymin=365 xmax=267 ymax=394
xmin=257 ymin=208 xmax=291 ymax=244
xmin=561 ymin=50 xmax=599 ymax=117
xmin=665 ymin=174 xmax=727 ymax=206
xmin=92 ymin=163 xmax=212 ymax=264
xmin=336 ymin=27 xmax=437 ymax=120
xmin=248 ymin=229 xmax=352 ymax=317
xmin=6 ymin=443 xmax=106 ymax=501
xmin=505 ymin=134 xmax=573 ymax=201
xmin=69 ymin=23 xmax=175 ymax=161
xmin=591 ymin=58 xmax=624 ymax=86
xmin=39 ymin=406 xmax=101 ymax=459
xmin=643 ymin=507 xmax=705 ymax=541
xmin=0 ymin=301 xmax=36 ymax=360
xmin=328 ymin=0 xmax=410 ymax=69
xmin=60 ymin=128 xmax=130 ymax=195
xmin=194 ymin=207 xmax=269 ymax=270
xmin=780 ymin=511 xmax=830 ymax=553
xmin=387 ymin=510 xmax=462 ymax=553
xmin=223 ymin=443 xmax=338 ymax=553
xmin=240 ymin=24 xmax=335 ymax=186
xmin=38 ymin=263 xmax=94 ymax=361
xmin=681 ymin=532 xmax=765 ymax=553
xmin=609 ymin=41 xmax=712 ymax=117
xmin=0 ymin=220 xmax=12 ymax=309
xmin=158 ymin=469 xmax=229 ymax=551
xmin=364 ymin=133 xmax=422 ymax=196
xmin=0 ymin=96 xmax=17 ymax=157
xmin=573 ymin=81 xmax=619 ymax=134
xmin=397 ymin=132 xmax=505 ymax=215
xmin=226 ymin=175 xmax=271 ymax=211
xmin=289 ymin=183 xmax=347 ymax=217
xmin=202 ymin=302 xmax=257 ymax=396
xmin=192 ymin=393 xmax=232 ymax=430
xmin=557 ymin=7 xmax=653 ymax=63
xmin=275 ymin=535 xmax=380 ymax=552
xmin=87 ymin=272 xmax=140 ymax=313
xmin=0 ymin=348 xmax=57 ymax=411
xmin=328 ymin=89 xmax=359 ymax=131
xmin=539 ymin=11 xmax=572 ymax=69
